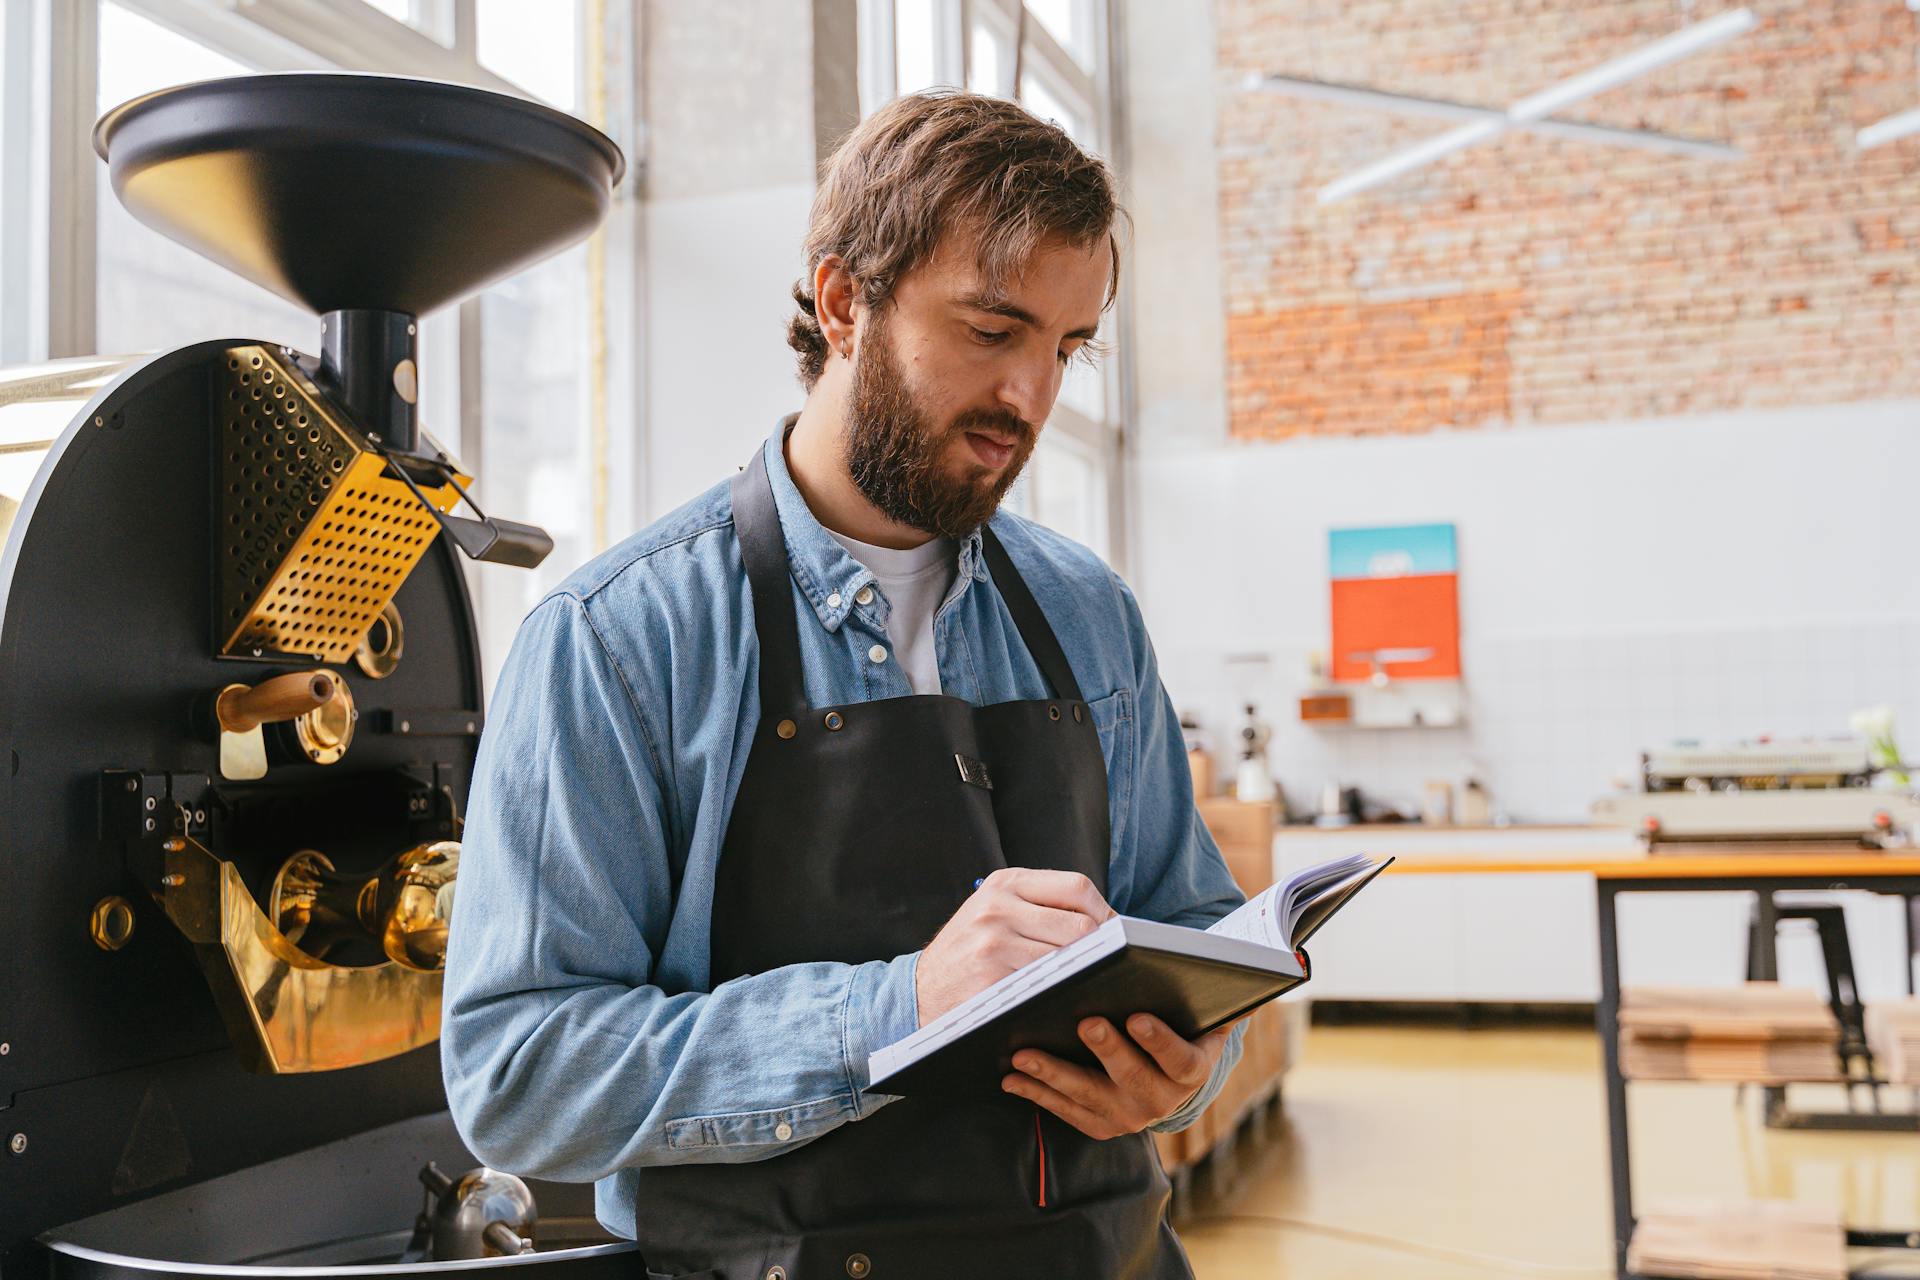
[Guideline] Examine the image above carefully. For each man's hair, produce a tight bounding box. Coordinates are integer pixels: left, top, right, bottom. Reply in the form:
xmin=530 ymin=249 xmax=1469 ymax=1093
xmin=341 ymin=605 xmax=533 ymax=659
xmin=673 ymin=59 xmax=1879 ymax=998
xmin=788 ymin=90 xmax=1123 ymax=391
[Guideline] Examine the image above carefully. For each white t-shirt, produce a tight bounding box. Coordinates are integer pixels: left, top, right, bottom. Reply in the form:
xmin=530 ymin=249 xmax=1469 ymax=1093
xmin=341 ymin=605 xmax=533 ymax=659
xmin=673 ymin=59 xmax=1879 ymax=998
xmin=824 ymin=528 xmax=956 ymax=696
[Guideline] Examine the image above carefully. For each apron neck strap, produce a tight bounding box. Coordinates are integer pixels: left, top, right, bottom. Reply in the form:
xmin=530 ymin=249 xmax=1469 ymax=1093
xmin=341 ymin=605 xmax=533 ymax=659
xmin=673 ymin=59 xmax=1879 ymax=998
xmin=732 ymin=443 xmax=808 ymax=713
xmin=979 ymin=525 xmax=1084 ymax=704
xmin=731 ymin=432 xmax=1087 ymax=711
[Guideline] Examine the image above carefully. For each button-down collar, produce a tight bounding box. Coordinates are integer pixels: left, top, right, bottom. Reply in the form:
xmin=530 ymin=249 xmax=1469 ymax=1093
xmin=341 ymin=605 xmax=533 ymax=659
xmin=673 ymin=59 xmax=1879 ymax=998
xmin=762 ymin=424 xmax=986 ymax=635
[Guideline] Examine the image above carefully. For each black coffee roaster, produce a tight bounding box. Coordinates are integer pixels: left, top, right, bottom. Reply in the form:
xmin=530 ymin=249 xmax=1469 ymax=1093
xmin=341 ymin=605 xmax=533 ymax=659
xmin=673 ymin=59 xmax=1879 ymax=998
xmin=0 ymin=75 xmax=638 ymax=1278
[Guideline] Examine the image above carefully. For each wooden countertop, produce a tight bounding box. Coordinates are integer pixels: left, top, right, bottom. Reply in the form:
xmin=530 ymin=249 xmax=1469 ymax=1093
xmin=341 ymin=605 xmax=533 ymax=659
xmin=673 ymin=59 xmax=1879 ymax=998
xmin=1384 ymin=850 xmax=1920 ymax=879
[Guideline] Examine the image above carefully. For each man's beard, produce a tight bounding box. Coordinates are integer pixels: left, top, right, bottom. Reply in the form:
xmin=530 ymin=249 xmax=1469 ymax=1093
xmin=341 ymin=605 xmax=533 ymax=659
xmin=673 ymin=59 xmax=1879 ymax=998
xmin=843 ymin=310 xmax=1036 ymax=540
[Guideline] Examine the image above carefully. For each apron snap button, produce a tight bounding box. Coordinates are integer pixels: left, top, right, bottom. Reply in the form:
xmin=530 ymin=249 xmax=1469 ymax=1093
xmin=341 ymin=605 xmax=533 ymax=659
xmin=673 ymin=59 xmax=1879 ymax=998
xmin=824 ymin=711 xmax=845 ymax=731
xmin=1047 ymin=705 xmax=1061 ymax=721
xmin=845 ymin=1255 xmax=871 ymax=1278
xmin=1073 ymin=704 xmax=1084 ymax=722
xmin=766 ymin=1269 xmax=787 ymax=1280
xmin=776 ymin=719 xmax=796 ymax=740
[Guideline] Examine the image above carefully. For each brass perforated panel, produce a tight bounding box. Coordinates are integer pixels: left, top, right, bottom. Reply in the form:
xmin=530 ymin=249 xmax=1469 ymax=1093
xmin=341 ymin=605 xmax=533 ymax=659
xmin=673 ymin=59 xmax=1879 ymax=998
xmin=217 ymin=345 xmax=467 ymax=662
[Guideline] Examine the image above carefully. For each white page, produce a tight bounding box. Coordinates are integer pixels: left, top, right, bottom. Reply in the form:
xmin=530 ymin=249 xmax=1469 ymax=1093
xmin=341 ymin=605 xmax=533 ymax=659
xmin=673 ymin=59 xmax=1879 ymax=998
xmin=1206 ymin=853 xmax=1375 ymax=950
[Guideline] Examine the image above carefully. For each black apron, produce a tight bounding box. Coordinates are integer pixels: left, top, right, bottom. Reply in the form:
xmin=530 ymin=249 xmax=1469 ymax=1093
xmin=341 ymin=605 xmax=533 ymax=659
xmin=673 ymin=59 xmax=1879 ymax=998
xmin=628 ymin=441 xmax=1190 ymax=1279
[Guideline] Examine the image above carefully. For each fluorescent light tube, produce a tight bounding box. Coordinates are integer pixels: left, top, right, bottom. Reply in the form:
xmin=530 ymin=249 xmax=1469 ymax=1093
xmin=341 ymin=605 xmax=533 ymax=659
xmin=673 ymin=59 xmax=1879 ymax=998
xmin=1314 ymin=6 xmax=1757 ymax=204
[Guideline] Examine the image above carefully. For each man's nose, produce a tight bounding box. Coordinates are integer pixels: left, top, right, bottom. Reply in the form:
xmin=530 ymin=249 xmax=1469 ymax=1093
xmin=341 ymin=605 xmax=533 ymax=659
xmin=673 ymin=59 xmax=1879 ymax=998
xmin=995 ymin=350 xmax=1059 ymax=428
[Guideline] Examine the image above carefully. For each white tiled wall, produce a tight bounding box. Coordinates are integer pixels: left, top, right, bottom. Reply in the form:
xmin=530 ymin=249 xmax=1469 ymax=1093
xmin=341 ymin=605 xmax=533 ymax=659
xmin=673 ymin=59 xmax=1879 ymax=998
xmin=1131 ymin=401 xmax=1916 ymax=823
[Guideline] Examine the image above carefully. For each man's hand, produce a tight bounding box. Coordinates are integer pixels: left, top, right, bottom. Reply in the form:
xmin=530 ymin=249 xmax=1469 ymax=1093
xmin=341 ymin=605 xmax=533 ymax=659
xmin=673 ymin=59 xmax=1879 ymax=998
xmin=1001 ymin=1014 xmax=1231 ymax=1139
xmin=915 ymin=868 xmax=1114 ymax=1026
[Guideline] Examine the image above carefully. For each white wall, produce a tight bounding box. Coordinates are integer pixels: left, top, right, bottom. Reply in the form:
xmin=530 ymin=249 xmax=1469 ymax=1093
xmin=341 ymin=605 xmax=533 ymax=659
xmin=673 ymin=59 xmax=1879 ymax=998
xmin=1131 ymin=401 xmax=1917 ymax=821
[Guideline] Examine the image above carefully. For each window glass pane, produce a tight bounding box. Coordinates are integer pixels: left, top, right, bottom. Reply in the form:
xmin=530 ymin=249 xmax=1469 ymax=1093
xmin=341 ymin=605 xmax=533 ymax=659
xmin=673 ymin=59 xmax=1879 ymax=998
xmin=1019 ymin=70 xmax=1090 ymax=148
xmin=1030 ymin=432 xmax=1105 ymax=556
xmin=894 ymin=0 xmax=937 ymax=96
xmin=1025 ymin=0 xmax=1093 ymax=71
xmin=95 ymin=2 xmax=315 ymax=354
xmin=1058 ymin=336 xmax=1106 ymax=420
xmin=969 ymin=22 xmax=1008 ymax=97
xmin=477 ymin=0 xmax=579 ymax=111
xmin=363 ymin=0 xmax=455 ymax=47
xmin=470 ymin=242 xmax=594 ymax=694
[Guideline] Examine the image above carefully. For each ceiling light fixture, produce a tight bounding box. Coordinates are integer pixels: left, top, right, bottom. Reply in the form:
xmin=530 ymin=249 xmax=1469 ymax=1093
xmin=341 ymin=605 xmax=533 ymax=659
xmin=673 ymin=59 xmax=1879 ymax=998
xmin=1308 ymin=6 xmax=1757 ymax=205
xmin=1857 ymin=1 xmax=1920 ymax=150
xmin=1245 ymin=74 xmax=1741 ymax=160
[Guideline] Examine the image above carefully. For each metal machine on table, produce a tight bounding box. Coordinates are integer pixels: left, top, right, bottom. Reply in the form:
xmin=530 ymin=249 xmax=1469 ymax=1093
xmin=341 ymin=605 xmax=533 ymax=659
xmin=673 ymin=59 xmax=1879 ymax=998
xmin=0 ymin=75 xmax=638 ymax=1277
xmin=1593 ymin=736 xmax=1920 ymax=849
xmin=1597 ymin=737 xmax=1920 ymax=1132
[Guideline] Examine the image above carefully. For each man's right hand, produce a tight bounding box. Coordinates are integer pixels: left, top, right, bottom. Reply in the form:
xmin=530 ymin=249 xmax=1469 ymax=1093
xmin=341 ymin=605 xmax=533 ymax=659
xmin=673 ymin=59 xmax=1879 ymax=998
xmin=914 ymin=868 xmax=1116 ymax=1026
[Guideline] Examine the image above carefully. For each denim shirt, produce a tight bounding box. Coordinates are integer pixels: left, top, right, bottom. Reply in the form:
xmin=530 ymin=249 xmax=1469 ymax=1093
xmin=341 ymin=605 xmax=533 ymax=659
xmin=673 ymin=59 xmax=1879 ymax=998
xmin=442 ymin=430 xmax=1247 ymax=1238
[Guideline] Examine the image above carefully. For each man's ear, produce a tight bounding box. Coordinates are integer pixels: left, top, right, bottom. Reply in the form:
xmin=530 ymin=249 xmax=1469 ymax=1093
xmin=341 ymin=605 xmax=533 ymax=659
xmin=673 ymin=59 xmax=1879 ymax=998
xmin=814 ymin=254 xmax=858 ymax=362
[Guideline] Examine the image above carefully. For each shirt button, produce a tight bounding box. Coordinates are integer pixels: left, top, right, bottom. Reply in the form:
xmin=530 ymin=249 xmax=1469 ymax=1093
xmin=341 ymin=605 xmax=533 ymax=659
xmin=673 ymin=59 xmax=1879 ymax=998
xmin=827 ymin=592 xmax=841 ymax=609
xmin=868 ymin=644 xmax=887 ymax=664
xmin=774 ymin=1121 xmax=793 ymax=1141
xmin=854 ymin=586 xmax=874 ymax=606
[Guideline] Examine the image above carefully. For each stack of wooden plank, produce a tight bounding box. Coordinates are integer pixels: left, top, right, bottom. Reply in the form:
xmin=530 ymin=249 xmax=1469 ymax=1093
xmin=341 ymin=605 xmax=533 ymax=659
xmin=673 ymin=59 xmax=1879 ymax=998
xmin=1627 ymin=1200 xmax=1844 ymax=1280
xmin=1864 ymin=997 xmax=1920 ymax=1084
xmin=1619 ymin=984 xmax=1842 ymax=1083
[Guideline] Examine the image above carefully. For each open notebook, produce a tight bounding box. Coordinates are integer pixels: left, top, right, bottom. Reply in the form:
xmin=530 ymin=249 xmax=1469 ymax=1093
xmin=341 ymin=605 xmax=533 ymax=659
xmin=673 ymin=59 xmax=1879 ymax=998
xmin=867 ymin=853 xmax=1392 ymax=1096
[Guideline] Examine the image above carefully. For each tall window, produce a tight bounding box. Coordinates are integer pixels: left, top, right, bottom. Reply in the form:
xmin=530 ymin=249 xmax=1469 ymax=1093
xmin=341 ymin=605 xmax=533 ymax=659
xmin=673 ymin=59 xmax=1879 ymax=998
xmin=858 ymin=0 xmax=1123 ymax=562
xmin=13 ymin=0 xmax=639 ymax=696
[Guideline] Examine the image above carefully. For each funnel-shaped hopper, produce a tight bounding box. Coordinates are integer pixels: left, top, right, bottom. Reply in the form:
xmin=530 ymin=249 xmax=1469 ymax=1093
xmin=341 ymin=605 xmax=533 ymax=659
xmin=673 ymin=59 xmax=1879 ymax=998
xmin=93 ymin=73 xmax=625 ymax=320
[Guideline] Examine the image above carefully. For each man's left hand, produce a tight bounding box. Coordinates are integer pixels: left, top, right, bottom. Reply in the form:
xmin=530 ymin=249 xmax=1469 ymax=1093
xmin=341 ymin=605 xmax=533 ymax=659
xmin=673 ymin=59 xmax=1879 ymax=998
xmin=1001 ymin=1014 xmax=1231 ymax=1139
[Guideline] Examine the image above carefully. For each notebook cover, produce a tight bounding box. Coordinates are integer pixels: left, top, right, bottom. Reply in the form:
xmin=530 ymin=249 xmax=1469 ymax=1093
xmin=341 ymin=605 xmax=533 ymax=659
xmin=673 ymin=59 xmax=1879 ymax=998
xmin=868 ymin=923 xmax=1307 ymax=1098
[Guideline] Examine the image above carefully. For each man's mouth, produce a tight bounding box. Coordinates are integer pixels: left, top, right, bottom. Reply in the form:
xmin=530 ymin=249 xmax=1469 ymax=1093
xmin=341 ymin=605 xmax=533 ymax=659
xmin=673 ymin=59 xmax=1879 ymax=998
xmin=963 ymin=430 xmax=1018 ymax=470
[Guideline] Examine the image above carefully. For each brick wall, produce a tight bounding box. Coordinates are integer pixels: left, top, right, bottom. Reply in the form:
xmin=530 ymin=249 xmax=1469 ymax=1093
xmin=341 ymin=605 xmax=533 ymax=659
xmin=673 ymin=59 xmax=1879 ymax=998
xmin=1216 ymin=0 xmax=1920 ymax=440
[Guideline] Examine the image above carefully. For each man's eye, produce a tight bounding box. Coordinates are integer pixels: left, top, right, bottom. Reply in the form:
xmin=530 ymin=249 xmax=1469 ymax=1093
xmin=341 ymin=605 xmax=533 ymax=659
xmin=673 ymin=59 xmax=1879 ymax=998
xmin=969 ymin=327 xmax=1009 ymax=345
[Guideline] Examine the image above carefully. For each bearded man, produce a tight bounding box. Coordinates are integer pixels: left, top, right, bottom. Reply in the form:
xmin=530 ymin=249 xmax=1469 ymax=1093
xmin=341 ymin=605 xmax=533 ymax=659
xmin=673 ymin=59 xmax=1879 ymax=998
xmin=443 ymin=90 xmax=1246 ymax=1279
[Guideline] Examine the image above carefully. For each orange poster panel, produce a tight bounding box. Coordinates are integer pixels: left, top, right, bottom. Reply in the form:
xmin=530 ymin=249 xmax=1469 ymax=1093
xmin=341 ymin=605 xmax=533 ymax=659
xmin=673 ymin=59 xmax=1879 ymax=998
xmin=1329 ymin=573 xmax=1461 ymax=682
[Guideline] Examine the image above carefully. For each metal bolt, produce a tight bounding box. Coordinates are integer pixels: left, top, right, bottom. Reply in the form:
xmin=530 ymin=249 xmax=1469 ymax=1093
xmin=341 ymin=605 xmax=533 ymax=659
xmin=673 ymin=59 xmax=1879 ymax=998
xmin=8 ymin=1134 xmax=25 ymax=1155
xmin=406 ymin=323 xmax=417 ymax=336
xmin=0 ymin=1042 xmax=10 ymax=1055
xmin=144 ymin=796 xmax=156 ymax=811
xmin=160 ymin=873 xmax=185 ymax=887
xmin=124 ymin=778 xmax=138 ymax=793
xmin=94 ymin=415 xmax=103 ymax=426
xmin=193 ymin=809 xmax=206 ymax=825
xmin=144 ymin=817 xmax=156 ymax=832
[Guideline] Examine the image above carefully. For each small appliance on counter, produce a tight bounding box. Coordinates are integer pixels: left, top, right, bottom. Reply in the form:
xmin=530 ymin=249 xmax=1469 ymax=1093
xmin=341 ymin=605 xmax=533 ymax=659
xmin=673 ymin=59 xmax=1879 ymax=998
xmin=1592 ymin=735 xmax=1920 ymax=848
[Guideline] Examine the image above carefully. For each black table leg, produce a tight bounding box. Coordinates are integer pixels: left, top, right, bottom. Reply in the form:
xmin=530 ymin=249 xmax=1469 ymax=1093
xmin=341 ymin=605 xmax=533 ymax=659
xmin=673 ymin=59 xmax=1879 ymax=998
xmin=1597 ymin=881 xmax=1632 ymax=1280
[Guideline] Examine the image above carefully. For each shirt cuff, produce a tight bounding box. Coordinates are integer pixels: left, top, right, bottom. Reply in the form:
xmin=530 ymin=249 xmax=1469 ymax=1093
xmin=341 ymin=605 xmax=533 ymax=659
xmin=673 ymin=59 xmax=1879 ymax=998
xmin=845 ymin=950 xmax=922 ymax=1107
xmin=1147 ymin=1019 xmax=1246 ymax=1134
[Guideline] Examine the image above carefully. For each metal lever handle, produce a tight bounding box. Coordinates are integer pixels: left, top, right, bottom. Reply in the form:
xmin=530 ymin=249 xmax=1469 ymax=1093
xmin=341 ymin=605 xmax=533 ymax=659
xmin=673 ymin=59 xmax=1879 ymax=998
xmin=483 ymin=1222 xmax=535 ymax=1257
xmin=435 ymin=511 xmax=555 ymax=569
xmin=369 ymin=437 xmax=554 ymax=569
xmin=216 ymin=671 xmax=334 ymax=733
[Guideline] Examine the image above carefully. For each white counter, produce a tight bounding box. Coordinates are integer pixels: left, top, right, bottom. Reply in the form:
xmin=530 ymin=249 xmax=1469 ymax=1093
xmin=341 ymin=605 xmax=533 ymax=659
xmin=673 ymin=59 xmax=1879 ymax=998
xmin=1277 ymin=825 xmax=1919 ymax=1003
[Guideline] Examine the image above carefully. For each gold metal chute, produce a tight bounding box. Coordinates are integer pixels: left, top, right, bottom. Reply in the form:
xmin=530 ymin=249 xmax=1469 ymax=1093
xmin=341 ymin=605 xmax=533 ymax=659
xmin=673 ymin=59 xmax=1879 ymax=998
xmin=158 ymin=835 xmax=448 ymax=1074
xmin=217 ymin=344 xmax=469 ymax=663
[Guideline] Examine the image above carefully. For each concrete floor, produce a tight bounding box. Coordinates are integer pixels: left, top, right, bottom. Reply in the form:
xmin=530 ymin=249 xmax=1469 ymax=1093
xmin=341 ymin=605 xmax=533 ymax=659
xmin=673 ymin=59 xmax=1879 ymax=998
xmin=1174 ymin=1024 xmax=1920 ymax=1279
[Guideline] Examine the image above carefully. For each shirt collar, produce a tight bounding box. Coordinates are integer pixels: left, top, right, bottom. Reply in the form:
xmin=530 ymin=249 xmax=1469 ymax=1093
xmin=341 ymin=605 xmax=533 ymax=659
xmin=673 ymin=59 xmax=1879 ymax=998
xmin=761 ymin=419 xmax=987 ymax=634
